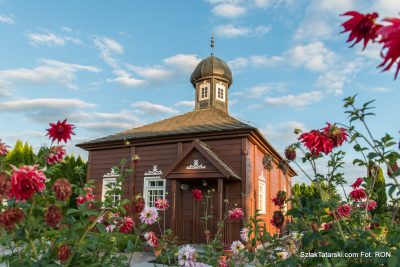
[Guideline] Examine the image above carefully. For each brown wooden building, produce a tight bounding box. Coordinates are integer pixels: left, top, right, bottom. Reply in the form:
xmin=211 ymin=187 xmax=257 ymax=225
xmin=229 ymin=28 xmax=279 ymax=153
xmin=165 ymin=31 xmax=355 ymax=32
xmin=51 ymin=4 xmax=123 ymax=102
xmin=77 ymin=53 xmax=296 ymax=244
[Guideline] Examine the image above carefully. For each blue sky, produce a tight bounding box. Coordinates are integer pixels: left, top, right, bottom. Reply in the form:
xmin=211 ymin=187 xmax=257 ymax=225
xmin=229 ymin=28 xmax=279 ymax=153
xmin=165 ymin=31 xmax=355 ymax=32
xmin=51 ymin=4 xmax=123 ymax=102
xmin=0 ymin=0 xmax=399 ymax=187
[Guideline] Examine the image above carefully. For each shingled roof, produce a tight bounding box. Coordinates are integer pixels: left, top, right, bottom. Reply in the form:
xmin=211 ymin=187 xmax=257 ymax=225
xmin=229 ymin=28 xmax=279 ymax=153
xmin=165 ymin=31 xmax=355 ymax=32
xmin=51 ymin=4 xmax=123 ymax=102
xmin=77 ymin=108 xmax=255 ymax=147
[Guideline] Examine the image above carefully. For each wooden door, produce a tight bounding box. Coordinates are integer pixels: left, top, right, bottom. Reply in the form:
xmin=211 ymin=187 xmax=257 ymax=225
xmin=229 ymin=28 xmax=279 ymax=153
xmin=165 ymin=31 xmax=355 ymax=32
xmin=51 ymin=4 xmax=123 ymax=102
xmin=177 ymin=181 xmax=219 ymax=244
xmin=178 ymin=188 xmax=194 ymax=243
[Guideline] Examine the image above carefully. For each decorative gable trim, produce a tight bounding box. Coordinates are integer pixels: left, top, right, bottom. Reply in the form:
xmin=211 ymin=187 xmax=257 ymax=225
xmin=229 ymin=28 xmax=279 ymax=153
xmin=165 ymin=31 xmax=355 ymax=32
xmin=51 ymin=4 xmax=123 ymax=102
xmin=103 ymin=168 xmax=118 ymax=178
xmin=144 ymin=165 xmax=163 ymax=176
xmin=186 ymin=159 xmax=206 ymax=170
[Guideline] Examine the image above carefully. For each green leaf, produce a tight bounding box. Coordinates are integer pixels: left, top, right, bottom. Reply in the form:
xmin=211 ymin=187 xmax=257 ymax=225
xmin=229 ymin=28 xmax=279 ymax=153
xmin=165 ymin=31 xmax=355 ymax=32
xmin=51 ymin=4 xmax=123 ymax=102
xmin=96 ymin=223 xmax=106 ymax=233
xmin=127 ymin=239 xmax=134 ymax=250
xmin=67 ymin=208 xmax=80 ymax=215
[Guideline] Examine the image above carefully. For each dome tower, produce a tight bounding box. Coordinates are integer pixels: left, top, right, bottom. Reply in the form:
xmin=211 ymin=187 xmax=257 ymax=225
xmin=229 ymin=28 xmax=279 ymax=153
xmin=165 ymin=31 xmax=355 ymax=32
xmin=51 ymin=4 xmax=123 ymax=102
xmin=190 ymin=36 xmax=233 ymax=113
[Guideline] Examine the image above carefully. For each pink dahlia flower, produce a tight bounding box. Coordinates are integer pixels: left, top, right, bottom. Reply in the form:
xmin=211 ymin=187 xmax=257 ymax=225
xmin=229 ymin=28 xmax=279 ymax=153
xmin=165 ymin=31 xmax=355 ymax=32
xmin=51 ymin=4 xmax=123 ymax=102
xmin=140 ymin=207 xmax=158 ymax=225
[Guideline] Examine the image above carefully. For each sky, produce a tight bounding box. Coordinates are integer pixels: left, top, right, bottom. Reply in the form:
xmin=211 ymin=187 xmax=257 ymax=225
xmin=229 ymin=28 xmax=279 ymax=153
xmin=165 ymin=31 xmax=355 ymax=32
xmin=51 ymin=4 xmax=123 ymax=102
xmin=0 ymin=0 xmax=399 ymax=190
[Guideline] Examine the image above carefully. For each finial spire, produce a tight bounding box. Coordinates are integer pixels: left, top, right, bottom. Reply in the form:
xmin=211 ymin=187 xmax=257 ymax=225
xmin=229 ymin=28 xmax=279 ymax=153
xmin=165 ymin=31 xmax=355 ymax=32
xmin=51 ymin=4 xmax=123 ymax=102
xmin=211 ymin=34 xmax=214 ymax=55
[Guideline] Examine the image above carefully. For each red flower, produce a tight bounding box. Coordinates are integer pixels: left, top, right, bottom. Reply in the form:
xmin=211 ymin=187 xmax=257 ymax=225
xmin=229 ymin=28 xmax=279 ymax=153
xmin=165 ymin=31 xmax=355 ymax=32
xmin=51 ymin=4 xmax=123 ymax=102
xmin=45 ymin=204 xmax=63 ymax=228
xmin=272 ymin=191 xmax=287 ymax=207
xmin=361 ymin=200 xmax=377 ymax=211
xmin=270 ymin=210 xmax=284 ymax=228
xmin=284 ymin=146 xmax=296 ymax=161
xmin=377 ymin=18 xmax=400 ymax=79
xmin=144 ymin=231 xmax=159 ymax=247
xmin=118 ymin=216 xmax=134 ymax=234
xmin=58 ymin=244 xmax=72 ymax=263
xmin=350 ymin=188 xmax=367 ymax=201
xmin=299 ymin=130 xmax=334 ymax=156
xmin=323 ymin=123 xmax=348 ymax=147
xmin=192 ymin=189 xmax=203 ymax=201
xmin=47 ymin=146 xmax=66 ymax=165
xmin=52 ymin=178 xmax=72 ymax=201
xmin=228 ymin=208 xmax=244 ymax=220
xmin=76 ymin=191 xmax=95 ymax=206
xmin=341 ymin=11 xmax=381 ymax=50
xmin=0 ymin=208 xmax=24 ymax=229
xmin=337 ymin=204 xmax=351 ymax=218
xmin=9 ymin=165 xmax=46 ymax=201
xmin=0 ymin=139 xmax=9 ymax=156
xmin=46 ymin=119 xmax=75 ymax=144
xmin=388 ymin=162 xmax=399 ymax=177
xmin=0 ymin=173 xmax=10 ymax=199
xmin=134 ymin=197 xmax=145 ymax=213
xmin=351 ymin=177 xmax=363 ymax=189
xmin=321 ymin=222 xmax=333 ymax=230
xmin=299 ymin=123 xmax=348 ymax=156
xmin=155 ymin=198 xmax=169 ymax=211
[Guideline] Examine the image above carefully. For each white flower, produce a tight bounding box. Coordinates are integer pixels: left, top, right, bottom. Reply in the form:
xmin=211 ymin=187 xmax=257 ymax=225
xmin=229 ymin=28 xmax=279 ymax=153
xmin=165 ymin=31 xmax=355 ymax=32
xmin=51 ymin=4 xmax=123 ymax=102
xmin=195 ymin=263 xmax=212 ymax=267
xmin=240 ymin=227 xmax=249 ymax=242
xmin=178 ymin=245 xmax=197 ymax=267
xmin=105 ymin=224 xmax=116 ymax=233
xmin=291 ymin=231 xmax=303 ymax=241
xmin=230 ymin=240 xmax=244 ymax=255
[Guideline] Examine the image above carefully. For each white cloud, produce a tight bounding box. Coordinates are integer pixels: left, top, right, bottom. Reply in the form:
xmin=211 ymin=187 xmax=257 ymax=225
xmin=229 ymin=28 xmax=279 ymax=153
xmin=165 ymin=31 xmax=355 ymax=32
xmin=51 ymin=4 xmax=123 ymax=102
xmin=0 ymin=59 xmax=100 ymax=90
xmin=212 ymin=3 xmax=246 ymax=18
xmin=215 ymin=24 xmax=249 ymax=38
xmin=164 ymin=54 xmax=201 ymax=73
xmin=27 ymin=28 xmax=82 ymax=47
xmin=131 ymin=101 xmax=179 ymax=116
xmin=0 ymin=14 xmax=15 ymax=25
xmin=215 ymin=24 xmax=271 ymax=38
xmin=128 ymin=65 xmax=173 ymax=81
xmin=293 ymin=0 xmax=355 ymax=41
xmin=356 ymin=43 xmax=381 ymax=60
xmin=28 ymin=33 xmax=66 ymax=46
xmin=284 ymin=42 xmax=336 ymax=72
xmin=94 ymin=36 xmax=124 ymax=68
xmin=246 ymin=84 xmax=273 ymax=98
xmin=253 ymin=25 xmax=272 ymax=37
xmin=265 ymin=90 xmax=323 ymax=108
xmin=0 ymin=81 xmax=10 ymax=96
xmin=262 ymin=121 xmax=307 ymax=151
xmin=0 ymin=98 xmax=97 ymax=123
xmin=0 ymin=98 xmax=96 ymax=112
xmin=228 ymin=55 xmax=282 ymax=70
xmin=174 ymin=100 xmax=195 ymax=108
xmin=371 ymin=0 xmax=400 ymax=18
xmin=315 ymin=60 xmax=362 ymax=95
xmin=254 ymin=0 xmax=270 ymax=8
xmin=371 ymin=87 xmax=392 ymax=93
xmin=74 ymin=111 xmax=141 ymax=132
xmin=107 ymin=76 xmax=146 ymax=88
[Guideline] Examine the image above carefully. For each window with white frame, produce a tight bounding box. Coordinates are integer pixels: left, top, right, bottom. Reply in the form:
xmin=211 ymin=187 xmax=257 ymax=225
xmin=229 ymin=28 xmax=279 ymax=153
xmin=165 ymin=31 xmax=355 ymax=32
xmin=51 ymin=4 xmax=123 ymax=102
xmin=143 ymin=177 xmax=166 ymax=208
xmin=199 ymin=82 xmax=210 ymax=101
xmin=102 ymin=177 xmax=121 ymax=207
xmin=216 ymin=82 xmax=225 ymax=102
xmin=259 ymin=176 xmax=266 ymax=214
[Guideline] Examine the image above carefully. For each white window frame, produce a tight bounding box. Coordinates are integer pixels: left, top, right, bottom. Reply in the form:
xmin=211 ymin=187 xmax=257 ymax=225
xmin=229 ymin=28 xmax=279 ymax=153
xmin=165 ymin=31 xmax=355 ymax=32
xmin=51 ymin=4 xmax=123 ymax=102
xmin=259 ymin=172 xmax=267 ymax=214
xmin=102 ymin=177 xmax=121 ymax=207
xmin=143 ymin=176 xmax=166 ymax=208
xmin=216 ymin=82 xmax=225 ymax=102
xmin=199 ymin=82 xmax=210 ymax=101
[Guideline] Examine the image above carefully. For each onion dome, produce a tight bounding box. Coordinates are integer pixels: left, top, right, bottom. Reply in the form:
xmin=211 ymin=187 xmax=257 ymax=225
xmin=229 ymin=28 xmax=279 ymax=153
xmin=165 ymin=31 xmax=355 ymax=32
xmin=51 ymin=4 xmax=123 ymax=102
xmin=190 ymin=55 xmax=233 ymax=88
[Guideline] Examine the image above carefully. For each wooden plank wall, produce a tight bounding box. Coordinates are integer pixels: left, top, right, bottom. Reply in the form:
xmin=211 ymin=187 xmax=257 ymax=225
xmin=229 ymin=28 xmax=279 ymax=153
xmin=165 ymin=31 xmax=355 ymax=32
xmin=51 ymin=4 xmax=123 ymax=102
xmin=89 ymin=148 xmax=131 ymax=201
